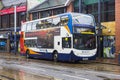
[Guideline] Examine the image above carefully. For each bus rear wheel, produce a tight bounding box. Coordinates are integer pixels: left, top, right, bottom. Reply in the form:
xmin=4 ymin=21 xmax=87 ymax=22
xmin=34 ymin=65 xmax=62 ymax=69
xmin=53 ymin=51 xmax=58 ymax=62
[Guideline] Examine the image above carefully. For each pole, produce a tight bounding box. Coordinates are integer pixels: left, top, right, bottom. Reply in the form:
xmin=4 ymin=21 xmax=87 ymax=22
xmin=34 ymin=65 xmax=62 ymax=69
xmin=98 ymin=0 xmax=101 ymax=57
xmin=79 ymin=0 xmax=82 ymax=13
xmin=14 ymin=5 xmax=17 ymax=54
xmin=98 ymin=0 xmax=101 ymax=26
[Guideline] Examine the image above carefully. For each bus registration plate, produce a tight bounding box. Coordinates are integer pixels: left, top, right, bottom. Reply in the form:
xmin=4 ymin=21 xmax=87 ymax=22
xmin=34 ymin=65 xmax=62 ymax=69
xmin=82 ymin=50 xmax=89 ymax=55
xmin=82 ymin=58 xmax=88 ymax=60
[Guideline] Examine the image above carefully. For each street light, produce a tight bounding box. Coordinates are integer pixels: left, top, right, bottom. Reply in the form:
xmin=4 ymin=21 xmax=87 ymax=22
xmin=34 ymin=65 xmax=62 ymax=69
xmin=14 ymin=5 xmax=17 ymax=54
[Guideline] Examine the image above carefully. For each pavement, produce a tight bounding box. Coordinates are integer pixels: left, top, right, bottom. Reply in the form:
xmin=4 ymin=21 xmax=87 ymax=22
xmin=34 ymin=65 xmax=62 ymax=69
xmin=0 ymin=52 xmax=120 ymax=65
xmin=93 ymin=57 xmax=119 ymax=65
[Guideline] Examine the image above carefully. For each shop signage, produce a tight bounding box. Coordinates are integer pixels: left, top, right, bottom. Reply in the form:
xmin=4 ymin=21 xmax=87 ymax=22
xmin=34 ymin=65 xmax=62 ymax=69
xmin=0 ymin=6 xmax=27 ymax=15
xmin=0 ymin=42 xmax=6 ymax=46
xmin=0 ymin=33 xmax=8 ymax=38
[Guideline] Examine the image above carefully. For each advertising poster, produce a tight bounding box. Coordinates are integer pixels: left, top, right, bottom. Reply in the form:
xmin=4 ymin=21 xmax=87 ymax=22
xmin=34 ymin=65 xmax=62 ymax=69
xmin=103 ymin=36 xmax=115 ymax=58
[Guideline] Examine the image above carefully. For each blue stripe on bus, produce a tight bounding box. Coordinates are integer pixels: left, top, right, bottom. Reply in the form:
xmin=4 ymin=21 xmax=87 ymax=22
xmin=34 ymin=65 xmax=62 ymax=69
xmin=67 ymin=14 xmax=73 ymax=34
xmin=25 ymin=52 xmax=96 ymax=62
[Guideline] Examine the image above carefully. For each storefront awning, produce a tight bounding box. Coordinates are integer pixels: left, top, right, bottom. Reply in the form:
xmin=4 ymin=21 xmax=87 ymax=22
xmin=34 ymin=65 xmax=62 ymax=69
xmin=0 ymin=5 xmax=27 ymax=15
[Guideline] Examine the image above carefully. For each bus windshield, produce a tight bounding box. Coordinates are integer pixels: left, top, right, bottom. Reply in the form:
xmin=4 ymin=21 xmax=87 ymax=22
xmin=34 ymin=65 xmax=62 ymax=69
xmin=73 ymin=34 xmax=96 ymax=50
xmin=72 ymin=13 xmax=94 ymax=26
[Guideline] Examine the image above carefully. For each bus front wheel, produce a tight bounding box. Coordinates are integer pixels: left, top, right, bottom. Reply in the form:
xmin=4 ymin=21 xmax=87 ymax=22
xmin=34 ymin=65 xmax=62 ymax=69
xmin=53 ymin=51 xmax=58 ymax=62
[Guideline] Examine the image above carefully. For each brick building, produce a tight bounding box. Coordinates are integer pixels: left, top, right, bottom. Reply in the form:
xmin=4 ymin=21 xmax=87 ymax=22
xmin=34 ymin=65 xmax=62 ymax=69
xmin=115 ymin=0 xmax=120 ymax=61
xmin=0 ymin=0 xmax=27 ymax=52
xmin=0 ymin=0 xmax=45 ymax=53
xmin=29 ymin=0 xmax=73 ymax=20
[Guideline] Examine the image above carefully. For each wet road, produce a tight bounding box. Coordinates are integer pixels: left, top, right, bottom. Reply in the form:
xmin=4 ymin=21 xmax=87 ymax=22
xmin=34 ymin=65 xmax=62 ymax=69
xmin=0 ymin=57 xmax=120 ymax=80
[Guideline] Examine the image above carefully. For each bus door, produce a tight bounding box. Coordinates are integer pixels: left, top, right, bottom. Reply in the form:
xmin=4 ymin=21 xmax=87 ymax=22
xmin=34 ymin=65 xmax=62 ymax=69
xmin=62 ymin=37 xmax=71 ymax=50
xmin=54 ymin=36 xmax=62 ymax=50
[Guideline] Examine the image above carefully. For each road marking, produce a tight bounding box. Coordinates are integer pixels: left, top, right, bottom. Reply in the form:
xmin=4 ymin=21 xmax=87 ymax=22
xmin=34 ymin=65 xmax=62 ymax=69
xmin=87 ymin=70 xmax=120 ymax=78
xmin=63 ymin=74 xmax=89 ymax=80
xmin=19 ymin=65 xmax=46 ymax=72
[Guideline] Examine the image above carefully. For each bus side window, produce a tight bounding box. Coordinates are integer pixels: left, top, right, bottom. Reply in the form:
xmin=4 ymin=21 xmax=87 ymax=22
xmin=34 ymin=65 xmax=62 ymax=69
xmin=46 ymin=18 xmax=53 ymax=28
xmin=52 ymin=17 xmax=60 ymax=27
xmin=60 ymin=16 xmax=69 ymax=26
xmin=36 ymin=23 xmax=40 ymax=29
xmin=32 ymin=21 xmax=38 ymax=30
xmin=36 ymin=20 xmax=45 ymax=29
xmin=62 ymin=37 xmax=71 ymax=48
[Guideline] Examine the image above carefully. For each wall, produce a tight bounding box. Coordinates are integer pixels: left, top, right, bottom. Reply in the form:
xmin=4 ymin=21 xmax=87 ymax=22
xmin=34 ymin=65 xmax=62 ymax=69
xmin=102 ymin=21 xmax=115 ymax=36
xmin=115 ymin=0 xmax=120 ymax=53
xmin=67 ymin=2 xmax=73 ymax=12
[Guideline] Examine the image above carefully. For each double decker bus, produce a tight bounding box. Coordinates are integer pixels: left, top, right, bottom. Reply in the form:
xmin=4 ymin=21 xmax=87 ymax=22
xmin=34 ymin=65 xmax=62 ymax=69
xmin=20 ymin=12 xmax=97 ymax=62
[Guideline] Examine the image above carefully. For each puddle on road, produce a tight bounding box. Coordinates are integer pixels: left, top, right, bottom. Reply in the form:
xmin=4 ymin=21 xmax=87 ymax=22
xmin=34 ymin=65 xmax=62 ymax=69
xmin=0 ymin=67 xmax=53 ymax=80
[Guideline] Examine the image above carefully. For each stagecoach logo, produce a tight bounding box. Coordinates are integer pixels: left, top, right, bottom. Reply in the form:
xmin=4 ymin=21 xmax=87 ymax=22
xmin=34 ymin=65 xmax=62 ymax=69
xmin=39 ymin=49 xmax=47 ymax=52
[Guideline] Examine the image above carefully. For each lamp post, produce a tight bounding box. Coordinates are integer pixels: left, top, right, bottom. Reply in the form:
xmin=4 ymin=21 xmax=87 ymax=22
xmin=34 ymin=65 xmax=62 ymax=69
xmin=14 ymin=5 xmax=17 ymax=54
xmin=97 ymin=0 xmax=102 ymax=57
xmin=79 ymin=0 xmax=82 ymax=13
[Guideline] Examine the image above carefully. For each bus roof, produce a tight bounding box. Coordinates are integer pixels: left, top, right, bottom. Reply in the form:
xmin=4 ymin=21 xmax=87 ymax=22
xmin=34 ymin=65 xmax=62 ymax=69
xmin=22 ymin=12 xmax=93 ymax=24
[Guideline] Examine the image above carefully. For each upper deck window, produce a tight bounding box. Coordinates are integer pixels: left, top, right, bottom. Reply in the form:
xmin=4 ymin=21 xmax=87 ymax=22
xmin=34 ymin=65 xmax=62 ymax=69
xmin=72 ymin=13 xmax=95 ymax=26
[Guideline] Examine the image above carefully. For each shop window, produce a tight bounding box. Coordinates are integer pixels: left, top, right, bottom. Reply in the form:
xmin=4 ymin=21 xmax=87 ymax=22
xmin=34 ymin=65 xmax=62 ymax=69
xmin=0 ymin=39 xmax=7 ymax=52
xmin=0 ymin=16 xmax=1 ymax=28
xmin=40 ymin=10 xmax=52 ymax=18
xmin=101 ymin=0 xmax=115 ymax=22
xmin=32 ymin=12 xmax=39 ymax=20
xmin=62 ymin=37 xmax=71 ymax=48
xmin=17 ymin=12 xmax=26 ymax=27
xmin=103 ymin=36 xmax=115 ymax=58
xmin=1 ymin=15 xmax=9 ymax=28
xmin=10 ymin=14 xmax=14 ymax=27
xmin=53 ymin=8 xmax=66 ymax=15
xmin=74 ymin=0 xmax=115 ymax=22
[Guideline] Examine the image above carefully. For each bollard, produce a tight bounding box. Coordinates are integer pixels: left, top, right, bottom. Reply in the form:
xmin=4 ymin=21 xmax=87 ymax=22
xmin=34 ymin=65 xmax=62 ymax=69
xmin=119 ymin=53 xmax=120 ymax=64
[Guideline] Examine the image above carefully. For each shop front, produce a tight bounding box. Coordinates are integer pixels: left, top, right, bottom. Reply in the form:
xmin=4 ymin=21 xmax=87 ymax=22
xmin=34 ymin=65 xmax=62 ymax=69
xmin=102 ymin=21 xmax=115 ymax=58
xmin=0 ymin=31 xmax=10 ymax=52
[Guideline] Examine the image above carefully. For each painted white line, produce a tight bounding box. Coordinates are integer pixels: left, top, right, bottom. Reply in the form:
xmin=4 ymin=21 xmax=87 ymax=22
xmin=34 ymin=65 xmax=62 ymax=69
xmin=19 ymin=65 xmax=46 ymax=72
xmin=87 ymin=70 xmax=120 ymax=77
xmin=63 ymin=74 xmax=89 ymax=80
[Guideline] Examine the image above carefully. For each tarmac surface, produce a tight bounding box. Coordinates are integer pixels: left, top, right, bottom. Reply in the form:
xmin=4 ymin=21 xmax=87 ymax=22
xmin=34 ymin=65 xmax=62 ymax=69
xmin=0 ymin=52 xmax=120 ymax=80
xmin=0 ymin=52 xmax=119 ymax=65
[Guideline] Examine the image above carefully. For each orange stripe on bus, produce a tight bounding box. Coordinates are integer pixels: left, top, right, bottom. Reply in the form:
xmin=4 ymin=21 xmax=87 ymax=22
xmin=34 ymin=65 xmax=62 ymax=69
xmin=64 ymin=25 xmax=70 ymax=34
